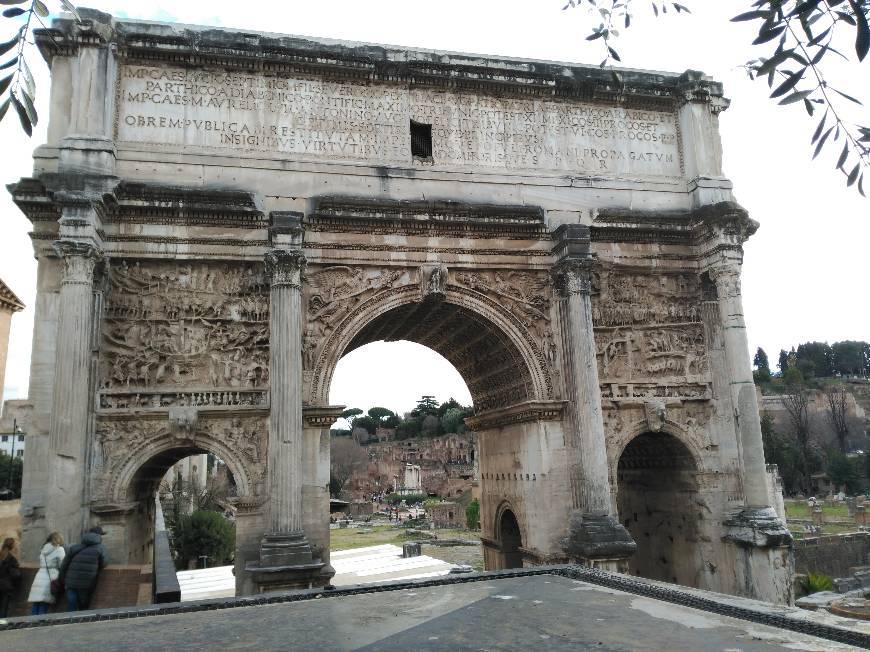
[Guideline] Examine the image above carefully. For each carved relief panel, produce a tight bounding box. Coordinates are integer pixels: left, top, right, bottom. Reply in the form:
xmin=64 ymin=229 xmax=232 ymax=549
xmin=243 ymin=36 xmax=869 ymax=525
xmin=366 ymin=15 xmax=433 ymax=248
xmin=593 ymin=268 xmax=711 ymax=401
xmin=99 ymin=260 xmax=269 ymax=411
xmin=93 ymin=415 xmax=268 ymax=501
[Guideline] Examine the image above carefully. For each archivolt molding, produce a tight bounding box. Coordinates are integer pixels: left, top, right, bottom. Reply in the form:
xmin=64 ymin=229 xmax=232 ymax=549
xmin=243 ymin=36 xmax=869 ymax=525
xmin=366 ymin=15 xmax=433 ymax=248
xmin=603 ymin=404 xmax=713 ymax=478
xmin=94 ymin=415 xmax=266 ymax=504
xmin=304 ymin=265 xmax=555 ymax=409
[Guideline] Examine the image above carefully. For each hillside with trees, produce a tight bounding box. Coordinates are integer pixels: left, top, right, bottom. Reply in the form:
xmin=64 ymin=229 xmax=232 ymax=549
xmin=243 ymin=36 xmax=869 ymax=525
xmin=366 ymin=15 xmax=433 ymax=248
xmin=754 ymin=340 xmax=870 ymax=497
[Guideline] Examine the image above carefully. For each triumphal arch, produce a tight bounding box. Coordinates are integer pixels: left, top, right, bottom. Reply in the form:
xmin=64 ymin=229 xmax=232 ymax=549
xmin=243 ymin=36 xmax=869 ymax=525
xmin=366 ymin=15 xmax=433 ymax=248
xmin=12 ymin=9 xmax=792 ymax=602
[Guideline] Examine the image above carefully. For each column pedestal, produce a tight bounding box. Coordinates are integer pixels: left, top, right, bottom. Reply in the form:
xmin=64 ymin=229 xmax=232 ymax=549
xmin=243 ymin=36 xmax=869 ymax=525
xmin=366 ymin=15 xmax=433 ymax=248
xmin=247 ymin=532 xmax=326 ymax=592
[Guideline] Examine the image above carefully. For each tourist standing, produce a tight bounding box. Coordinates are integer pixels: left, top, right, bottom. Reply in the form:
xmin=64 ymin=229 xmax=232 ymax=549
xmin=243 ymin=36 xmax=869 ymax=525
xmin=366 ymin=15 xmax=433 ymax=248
xmin=0 ymin=537 xmax=22 ymax=617
xmin=27 ymin=532 xmax=66 ymax=615
xmin=59 ymin=526 xmax=107 ymax=611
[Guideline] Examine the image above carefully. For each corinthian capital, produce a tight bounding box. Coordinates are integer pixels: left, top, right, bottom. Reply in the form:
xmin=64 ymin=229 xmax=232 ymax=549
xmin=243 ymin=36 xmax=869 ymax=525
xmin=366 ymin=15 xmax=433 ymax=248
xmin=707 ymin=265 xmax=742 ymax=299
xmin=553 ymin=257 xmax=595 ymax=296
xmin=53 ymin=240 xmax=102 ymax=285
xmin=264 ymin=249 xmax=306 ymax=289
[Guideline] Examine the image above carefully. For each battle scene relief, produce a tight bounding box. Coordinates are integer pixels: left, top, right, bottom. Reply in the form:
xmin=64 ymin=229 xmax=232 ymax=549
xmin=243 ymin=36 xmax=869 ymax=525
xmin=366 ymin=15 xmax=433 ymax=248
xmin=593 ymin=268 xmax=711 ymax=401
xmin=98 ymin=260 xmax=270 ymax=411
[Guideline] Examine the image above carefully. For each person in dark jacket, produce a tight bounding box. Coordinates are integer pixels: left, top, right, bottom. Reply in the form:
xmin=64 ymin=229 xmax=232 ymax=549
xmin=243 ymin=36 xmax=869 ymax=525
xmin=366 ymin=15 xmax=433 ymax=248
xmin=59 ymin=526 xmax=108 ymax=611
xmin=0 ymin=537 xmax=22 ymax=617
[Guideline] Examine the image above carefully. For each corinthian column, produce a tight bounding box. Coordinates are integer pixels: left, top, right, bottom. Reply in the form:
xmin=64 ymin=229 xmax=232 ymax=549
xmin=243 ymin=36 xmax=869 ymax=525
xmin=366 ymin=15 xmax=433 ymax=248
xmin=50 ymin=240 xmax=101 ymax=458
xmin=556 ymin=258 xmax=612 ymax=515
xmin=708 ymin=265 xmax=769 ymax=509
xmin=264 ymin=248 xmax=306 ymax=533
xmin=552 ymin=224 xmax=635 ymax=569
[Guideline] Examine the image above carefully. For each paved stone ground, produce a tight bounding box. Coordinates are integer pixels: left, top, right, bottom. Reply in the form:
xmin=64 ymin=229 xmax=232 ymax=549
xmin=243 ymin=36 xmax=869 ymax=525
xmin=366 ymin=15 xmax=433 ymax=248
xmin=0 ymin=575 xmax=859 ymax=651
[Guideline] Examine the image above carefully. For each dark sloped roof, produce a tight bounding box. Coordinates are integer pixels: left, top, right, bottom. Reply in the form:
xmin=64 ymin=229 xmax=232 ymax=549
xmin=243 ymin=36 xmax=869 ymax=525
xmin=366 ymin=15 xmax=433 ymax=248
xmin=0 ymin=278 xmax=24 ymax=313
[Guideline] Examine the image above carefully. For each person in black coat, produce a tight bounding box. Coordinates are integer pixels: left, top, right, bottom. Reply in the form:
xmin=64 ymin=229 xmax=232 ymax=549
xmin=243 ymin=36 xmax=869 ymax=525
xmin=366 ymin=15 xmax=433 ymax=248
xmin=0 ymin=537 xmax=22 ymax=617
xmin=59 ymin=526 xmax=108 ymax=611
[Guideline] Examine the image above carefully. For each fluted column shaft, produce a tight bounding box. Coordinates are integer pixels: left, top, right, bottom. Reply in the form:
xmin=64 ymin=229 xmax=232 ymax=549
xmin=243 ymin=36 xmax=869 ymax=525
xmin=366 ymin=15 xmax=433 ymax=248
xmin=50 ymin=241 xmax=100 ymax=458
xmin=556 ymin=258 xmax=611 ymax=516
xmin=265 ymin=249 xmax=306 ymax=533
xmin=710 ymin=265 xmax=769 ymax=508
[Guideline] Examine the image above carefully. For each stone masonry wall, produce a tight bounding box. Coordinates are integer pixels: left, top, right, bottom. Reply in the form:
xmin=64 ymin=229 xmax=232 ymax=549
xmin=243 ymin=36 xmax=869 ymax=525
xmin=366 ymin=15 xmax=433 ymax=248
xmin=793 ymin=533 xmax=870 ymax=578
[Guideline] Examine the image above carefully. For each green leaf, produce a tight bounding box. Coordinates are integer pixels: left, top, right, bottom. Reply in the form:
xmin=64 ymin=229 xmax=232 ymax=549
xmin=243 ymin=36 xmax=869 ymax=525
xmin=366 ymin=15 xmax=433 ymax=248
xmin=779 ymin=90 xmax=813 ymax=105
xmin=0 ymin=72 xmax=11 ymax=96
xmin=858 ymin=174 xmax=866 ymax=197
xmin=732 ymin=10 xmax=769 ymax=22
xmin=20 ymin=57 xmax=34 ymax=96
xmin=789 ymin=0 xmax=822 ymax=17
xmin=813 ymin=125 xmax=833 ymax=158
xmin=0 ymin=55 xmax=16 ymax=70
xmin=586 ymin=32 xmax=604 ymax=41
xmin=851 ymin=0 xmax=869 ymax=61
xmin=0 ymin=0 xmax=28 ymax=5
xmin=19 ymin=86 xmax=35 ymax=125
xmin=33 ymin=0 xmax=49 ymax=17
xmin=803 ymin=98 xmax=814 ymax=115
xmin=770 ymin=68 xmax=805 ymax=98
xmin=754 ymin=25 xmax=786 ymax=44
xmin=811 ymin=113 xmax=828 ymax=144
xmin=2 ymin=6 xmax=24 ymax=17
xmin=846 ymin=162 xmax=860 ymax=186
xmin=756 ymin=49 xmax=792 ymax=76
xmin=829 ymin=86 xmax=863 ymax=105
xmin=0 ymin=25 xmax=22 ymax=57
xmin=836 ymin=143 xmax=849 ymax=169
xmin=11 ymin=92 xmax=30 ymax=136
xmin=0 ymin=96 xmax=9 ymax=122
xmin=608 ymin=46 xmax=621 ymax=61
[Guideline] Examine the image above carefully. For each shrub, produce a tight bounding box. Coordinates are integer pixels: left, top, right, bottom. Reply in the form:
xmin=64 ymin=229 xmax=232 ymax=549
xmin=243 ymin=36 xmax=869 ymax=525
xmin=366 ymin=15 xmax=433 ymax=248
xmin=385 ymin=492 xmax=427 ymax=505
xmin=801 ymin=572 xmax=833 ymax=595
xmin=172 ymin=509 xmax=235 ymax=569
xmin=466 ymin=498 xmax=480 ymax=529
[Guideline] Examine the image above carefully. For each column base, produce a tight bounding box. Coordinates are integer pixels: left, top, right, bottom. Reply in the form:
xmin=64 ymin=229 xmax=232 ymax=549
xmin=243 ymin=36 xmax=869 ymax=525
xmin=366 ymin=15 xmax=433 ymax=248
xmin=561 ymin=511 xmax=636 ymax=569
xmin=723 ymin=507 xmax=794 ymax=605
xmin=245 ymin=531 xmax=334 ymax=593
xmin=722 ymin=506 xmax=792 ymax=548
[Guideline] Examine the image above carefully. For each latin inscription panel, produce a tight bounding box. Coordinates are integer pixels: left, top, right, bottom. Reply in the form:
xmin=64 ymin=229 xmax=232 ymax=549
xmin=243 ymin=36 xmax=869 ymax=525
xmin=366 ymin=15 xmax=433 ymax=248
xmin=117 ymin=65 xmax=681 ymax=177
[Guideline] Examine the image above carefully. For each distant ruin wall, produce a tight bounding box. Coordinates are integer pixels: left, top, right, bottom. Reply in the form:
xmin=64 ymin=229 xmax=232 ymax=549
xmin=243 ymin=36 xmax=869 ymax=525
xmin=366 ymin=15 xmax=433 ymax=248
xmin=793 ymin=533 xmax=870 ymax=578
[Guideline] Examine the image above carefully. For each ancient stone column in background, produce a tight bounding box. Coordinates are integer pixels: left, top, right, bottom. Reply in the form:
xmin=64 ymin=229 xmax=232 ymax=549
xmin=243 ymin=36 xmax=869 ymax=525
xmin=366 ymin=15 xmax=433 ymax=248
xmin=552 ymin=224 xmax=635 ymax=569
xmin=47 ymin=240 xmax=101 ymax=539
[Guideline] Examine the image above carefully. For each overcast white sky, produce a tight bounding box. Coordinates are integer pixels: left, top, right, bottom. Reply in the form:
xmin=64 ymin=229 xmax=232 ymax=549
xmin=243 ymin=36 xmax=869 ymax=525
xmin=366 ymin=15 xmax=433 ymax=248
xmin=0 ymin=1 xmax=866 ymax=416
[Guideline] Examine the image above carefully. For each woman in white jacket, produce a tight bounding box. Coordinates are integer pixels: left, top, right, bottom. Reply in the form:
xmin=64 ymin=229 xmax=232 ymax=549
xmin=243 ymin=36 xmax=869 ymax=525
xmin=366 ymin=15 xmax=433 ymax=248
xmin=27 ymin=532 xmax=65 ymax=615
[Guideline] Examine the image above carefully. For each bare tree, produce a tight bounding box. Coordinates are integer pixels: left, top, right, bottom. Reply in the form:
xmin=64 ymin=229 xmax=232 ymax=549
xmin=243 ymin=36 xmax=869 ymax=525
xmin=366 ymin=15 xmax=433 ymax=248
xmin=825 ymin=384 xmax=851 ymax=453
xmin=330 ymin=437 xmax=368 ymax=498
xmin=781 ymin=383 xmax=816 ymax=494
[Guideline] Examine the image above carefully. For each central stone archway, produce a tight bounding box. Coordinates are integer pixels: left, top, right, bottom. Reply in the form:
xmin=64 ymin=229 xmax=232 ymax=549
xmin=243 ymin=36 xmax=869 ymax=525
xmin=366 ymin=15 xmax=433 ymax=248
xmin=12 ymin=10 xmax=794 ymax=604
xmin=308 ymin=268 xmax=574 ymax=569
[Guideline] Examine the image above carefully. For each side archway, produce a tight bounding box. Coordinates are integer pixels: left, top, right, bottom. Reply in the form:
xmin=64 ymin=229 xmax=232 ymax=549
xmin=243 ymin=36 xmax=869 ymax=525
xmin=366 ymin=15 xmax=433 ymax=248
xmin=616 ymin=430 xmax=703 ymax=587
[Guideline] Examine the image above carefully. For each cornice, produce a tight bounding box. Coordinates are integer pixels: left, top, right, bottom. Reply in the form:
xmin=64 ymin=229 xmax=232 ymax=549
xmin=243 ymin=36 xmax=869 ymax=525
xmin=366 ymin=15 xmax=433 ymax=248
xmin=309 ymin=196 xmax=549 ymax=240
xmin=36 ymin=10 xmax=726 ymax=110
xmin=465 ymin=400 xmax=567 ymax=431
xmin=591 ymin=201 xmax=756 ymax=247
xmin=0 ymin=278 xmax=24 ymax=313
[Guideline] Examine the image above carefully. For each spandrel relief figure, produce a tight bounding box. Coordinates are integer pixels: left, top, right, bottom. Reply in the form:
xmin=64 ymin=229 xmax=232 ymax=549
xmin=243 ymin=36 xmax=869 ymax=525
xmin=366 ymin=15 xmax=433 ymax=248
xmin=454 ymin=269 xmax=552 ymax=341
